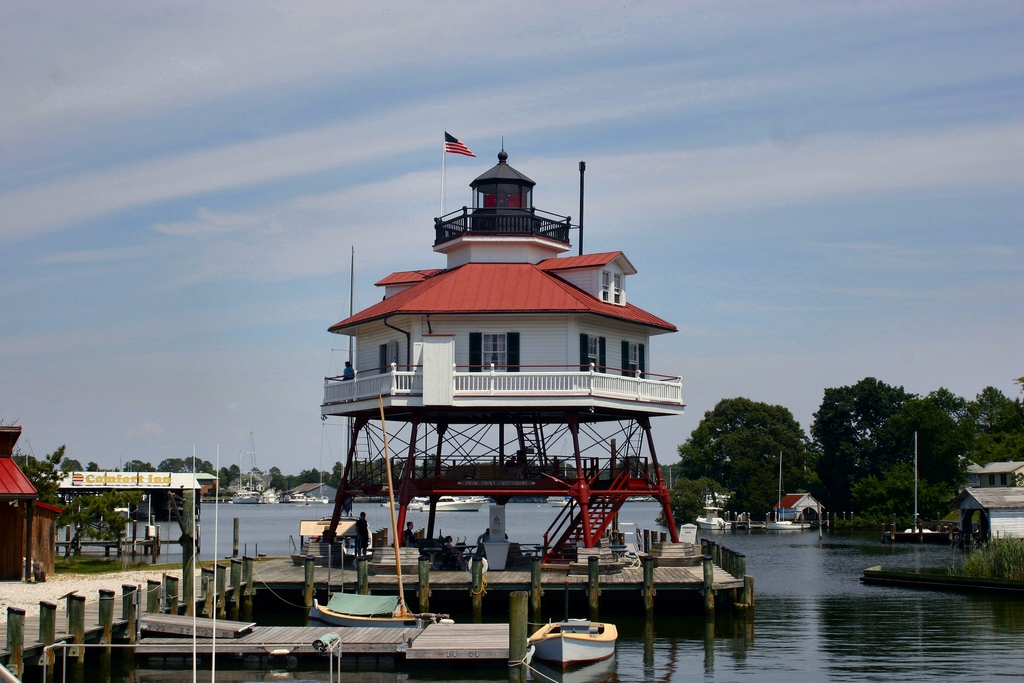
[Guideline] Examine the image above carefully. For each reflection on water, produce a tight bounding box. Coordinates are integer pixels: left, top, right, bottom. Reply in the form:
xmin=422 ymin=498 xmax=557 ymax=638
xmin=71 ymin=509 xmax=1024 ymax=682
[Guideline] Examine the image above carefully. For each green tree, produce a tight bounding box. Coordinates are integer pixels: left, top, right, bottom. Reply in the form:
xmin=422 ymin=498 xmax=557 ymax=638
xmin=20 ymin=445 xmax=69 ymax=506
xmin=662 ymin=477 xmax=727 ymax=525
xmin=677 ymin=397 xmax=812 ymax=516
xmin=86 ymin=461 xmax=100 ymax=471
xmin=966 ymin=386 xmax=1024 ymax=465
xmin=268 ymin=466 xmax=287 ymax=492
xmin=812 ymin=377 xmax=914 ymax=513
xmin=62 ymin=490 xmax=142 ymax=556
xmin=123 ymin=459 xmax=155 ymax=472
xmin=852 ymin=462 xmax=955 ymax=526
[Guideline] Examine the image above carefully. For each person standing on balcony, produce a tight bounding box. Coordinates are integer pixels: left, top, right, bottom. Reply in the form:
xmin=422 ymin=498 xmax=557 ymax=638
xmin=342 ymin=361 xmax=355 ymax=381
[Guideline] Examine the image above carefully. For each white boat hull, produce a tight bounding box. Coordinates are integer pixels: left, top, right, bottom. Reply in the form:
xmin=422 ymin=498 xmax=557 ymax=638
xmin=529 ymin=621 xmax=617 ymax=666
xmin=766 ymin=521 xmax=808 ymax=531
xmin=696 ymin=517 xmax=728 ymax=531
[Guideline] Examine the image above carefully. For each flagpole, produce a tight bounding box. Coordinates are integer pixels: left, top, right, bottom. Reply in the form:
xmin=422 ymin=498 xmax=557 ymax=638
xmin=440 ymin=127 xmax=446 ymax=217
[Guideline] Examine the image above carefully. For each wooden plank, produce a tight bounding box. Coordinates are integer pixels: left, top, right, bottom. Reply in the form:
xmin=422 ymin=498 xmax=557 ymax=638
xmin=406 ymin=623 xmax=508 ymax=660
xmin=140 ymin=613 xmax=254 ymax=638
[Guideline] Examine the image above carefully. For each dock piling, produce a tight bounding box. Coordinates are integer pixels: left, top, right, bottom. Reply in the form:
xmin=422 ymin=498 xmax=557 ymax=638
xmin=743 ymin=575 xmax=755 ymax=609
xmin=241 ymin=556 xmax=254 ymax=621
xmin=6 ymin=606 xmax=24 ymax=679
xmin=146 ymin=579 xmax=160 ymax=614
xmin=357 ymin=557 xmax=369 ymax=595
xmin=642 ymin=555 xmax=655 ymax=616
xmin=233 ymin=517 xmax=239 ymax=558
xmin=230 ymin=559 xmax=242 ymax=620
xmin=587 ymin=555 xmax=600 ymax=620
xmin=180 ymin=490 xmax=194 ymax=608
xmin=165 ymin=575 xmax=179 ymax=614
xmin=417 ymin=557 xmax=430 ymax=613
xmin=67 ymin=594 xmax=85 ymax=662
xmin=121 ymin=585 xmax=137 ymax=645
xmin=201 ymin=567 xmax=214 ymax=617
xmin=471 ymin=557 xmax=485 ymax=623
xmin=39 ymin=600 xmax=56 ymax=677
xmin=702 ymin=554 xmax=715 ymax=615
xmin=99 ymin=588 xmax=114 ymax=664
xmin=303 ymin=556 xmax=315 ymax=609
xmin=529 ymin=557 xmax=542 ymax=622
xmin=508 ymin=591 xmax=528 ymax=683
xmin=216 ymin=562 xmax=227 ymax=619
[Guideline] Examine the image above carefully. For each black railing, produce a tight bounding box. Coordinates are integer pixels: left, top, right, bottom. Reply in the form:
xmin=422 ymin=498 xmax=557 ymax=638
xmin=434 ymin=206 xmax=572 ymax=245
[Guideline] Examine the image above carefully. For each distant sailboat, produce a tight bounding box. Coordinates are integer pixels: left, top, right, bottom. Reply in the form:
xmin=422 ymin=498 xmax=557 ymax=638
xmin=766 ymin=450 xmax=807 ymax=531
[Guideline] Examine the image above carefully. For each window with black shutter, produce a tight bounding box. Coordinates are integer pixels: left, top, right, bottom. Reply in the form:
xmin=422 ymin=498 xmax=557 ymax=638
xmin=506 ymin=332 xmax=520 ymax=372
xmin=469 ymin=332 xmax=482 ymax=372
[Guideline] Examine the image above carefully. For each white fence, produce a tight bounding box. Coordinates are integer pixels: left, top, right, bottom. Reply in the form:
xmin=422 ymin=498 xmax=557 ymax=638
xmin=324 ymin=366 xmax=682 ymax=406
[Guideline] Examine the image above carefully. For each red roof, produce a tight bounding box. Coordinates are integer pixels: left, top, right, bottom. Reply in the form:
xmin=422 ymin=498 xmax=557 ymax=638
xmin=329 ymin=262 xmax=675 ymax=332
xmin=774 ymin=493 xmax=814 ymax=510
xmin=536 ymin=251 xmax=634 ymax=274
xmin=374 ymin=269 xmax=442 ymax=287
xmin=0 ymin=458 xmax=38 ymax=499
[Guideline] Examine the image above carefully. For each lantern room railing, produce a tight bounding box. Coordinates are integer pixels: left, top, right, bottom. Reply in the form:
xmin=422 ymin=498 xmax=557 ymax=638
xmin=434 ymin=206 xmax=572 ymax=245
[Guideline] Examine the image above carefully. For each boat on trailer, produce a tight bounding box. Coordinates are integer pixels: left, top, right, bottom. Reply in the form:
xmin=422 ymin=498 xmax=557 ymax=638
xmin=529 ymin=619 xmax=617 ymax=666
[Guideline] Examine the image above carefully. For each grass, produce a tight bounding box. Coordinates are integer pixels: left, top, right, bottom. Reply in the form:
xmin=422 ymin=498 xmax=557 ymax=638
xmin=955 ymin=537 xmax=1024 ymax=581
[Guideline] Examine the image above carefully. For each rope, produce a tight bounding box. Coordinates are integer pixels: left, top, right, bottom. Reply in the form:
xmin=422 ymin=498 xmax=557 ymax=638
xmin=252 ymin=568 xmax=312 ymax=610
xmin=525 ymin=662 xmax=561 ymax=683
xmin=470 ymin=576 xmax=488 ymax=596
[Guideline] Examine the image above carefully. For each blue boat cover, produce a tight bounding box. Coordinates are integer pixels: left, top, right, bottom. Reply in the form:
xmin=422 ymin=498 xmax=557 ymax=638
xmin=325 ymin=592 xmax=399 ymax=616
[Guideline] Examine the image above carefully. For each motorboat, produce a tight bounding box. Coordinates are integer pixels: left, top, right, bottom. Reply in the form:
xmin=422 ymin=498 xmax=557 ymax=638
xmin=259 ymin=489 xmax=280 ymax=504
xmin=547 ymin=496 xmax=572 ymax=507
xmin=696 ymin=505 xmax=728 ymax=531
xmin=529 ymin=619 xmax=617 ymax=666
xmin=434 ymin=496 xmax=486 ymax=512
xmin=286 ymin=491 xmax=329 ymax=505
xmin=408 ymin=497 xmax=429 ymax=511
xmin=230 ymin=488 xmax=259 ymax=505
xmin=310 ymin=593 xmax=428 ymax=628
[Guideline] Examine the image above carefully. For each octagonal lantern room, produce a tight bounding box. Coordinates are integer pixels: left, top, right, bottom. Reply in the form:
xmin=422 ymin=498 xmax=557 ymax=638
xmin=471 ymin=149 xmax=535 ymax=210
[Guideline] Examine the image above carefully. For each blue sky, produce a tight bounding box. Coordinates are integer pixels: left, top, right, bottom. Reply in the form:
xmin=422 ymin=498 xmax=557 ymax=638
xmin=2 ymin=1 xmax=1021 ymax=471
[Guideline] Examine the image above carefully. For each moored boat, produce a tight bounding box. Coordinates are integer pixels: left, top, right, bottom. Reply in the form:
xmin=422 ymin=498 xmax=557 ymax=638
xmin=310 ymin=593 xmax=423 ymax=628
xmin=529 ymin=619 xmax=617 ymax=666
xmin=696 ymin=505 xmax=728 ymax=531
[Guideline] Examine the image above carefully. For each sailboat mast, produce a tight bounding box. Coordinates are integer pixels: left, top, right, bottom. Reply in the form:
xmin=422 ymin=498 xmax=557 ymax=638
xmin=378 ymin=395 xmax=407 ymax=616
xmin=914 ymin=431 xmax=918 ymax=532
xmin=778 ymin=450 xmax=783 ymax=523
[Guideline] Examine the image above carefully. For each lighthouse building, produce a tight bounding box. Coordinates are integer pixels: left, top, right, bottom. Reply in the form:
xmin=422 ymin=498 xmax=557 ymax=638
xmin=321 ymin=151 xmax=685 ymax=562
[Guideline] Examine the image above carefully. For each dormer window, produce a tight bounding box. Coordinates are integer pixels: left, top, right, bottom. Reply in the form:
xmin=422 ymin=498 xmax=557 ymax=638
xmin=613 ymin=274 xmax=622 ymax=305
xmin=601 ymin=271 xmax=610 ymax=302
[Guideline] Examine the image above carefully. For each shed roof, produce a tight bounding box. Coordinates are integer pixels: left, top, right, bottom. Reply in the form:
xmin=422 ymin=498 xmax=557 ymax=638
xmin=329 ymin=262 xmax=676 ymax=333
xmin=773 ymin=493 xmax=823 ymax=511
xmin=374 ymin=270 xmax=442 ymax=287
xmin=954 ymin=487 xmax=1024 ymax=510
xmin=0 ymin=457 xmax=38 ymax=500
xmin=970 ymin=461 xmax=1024 ymax=475
xmin=536 ymin=251 xmax=637 ymax=275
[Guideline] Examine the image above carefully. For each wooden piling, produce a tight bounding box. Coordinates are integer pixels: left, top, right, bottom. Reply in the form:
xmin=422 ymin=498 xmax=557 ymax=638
xmin=471 ymin=557 xmax=485 ymax=622
xmin=233 ymin=517 xmax=240 ymax=558
xmin=418 ymin=557 xmax=431 ymax=613
xmin=530 ymin=557 xmax=542 ymax=622
xmin=230 ymin=559 xmax=242 ymax=620
xmin=39 ymin=601 xmax=56 ymax=680
xmin=6 ymin=606 xmax=24 ymax=679
xmin=642 ymin=555 xmax=655 ymax=616
xmin=357 ymin=557 xmax=369 ymax=595
xmin=216 ymin=562 xmax=228 ymax=619
xmin=702 ymin=554 xmax=715 ymax=615
xmin=587 ymin=555 xmax=600 ymax=620
xmin=508 ymin=591 xmax=528 ymax=683
xmin=201 ymin=567 xmax=214 ymax=617
xmin=743 ymin=575 xmax=755 ymax=609
xmin=303 ymin=556 xmax=316 ymax=609
xmin=241 ymin=556 xmax=254 ymax=621
xmin=99 ymin=588 xmax=114 ymax=664
xmin=146 ymin=579 xmax=160 ymax=614
xmin=121 ymin=585 xmax=137 ymax=645
xmin=181 ymin=490 xmax=195 ymax=613
xmin=165 ymin=575 xmax=179 ymax=615
xmin=67 ymin=594 xmax=85 ymax=661
xmin=643 ymin=528 xmax=651 ymax=553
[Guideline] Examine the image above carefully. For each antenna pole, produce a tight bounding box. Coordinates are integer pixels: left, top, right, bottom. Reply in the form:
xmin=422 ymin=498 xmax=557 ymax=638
xmin=578 ymin=161 xmax=586 ymax=256
xmin=914 ymin=431 xmax=918 ymax=533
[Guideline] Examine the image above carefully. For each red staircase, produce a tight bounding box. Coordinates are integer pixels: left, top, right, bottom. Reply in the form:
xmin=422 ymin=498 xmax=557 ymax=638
xmin=542 ymin=466 xmax=634 ymax=562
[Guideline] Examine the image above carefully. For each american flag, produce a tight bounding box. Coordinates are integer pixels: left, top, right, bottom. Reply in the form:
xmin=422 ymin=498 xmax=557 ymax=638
xmin=444 ymin=132 xmax=475 ymax=157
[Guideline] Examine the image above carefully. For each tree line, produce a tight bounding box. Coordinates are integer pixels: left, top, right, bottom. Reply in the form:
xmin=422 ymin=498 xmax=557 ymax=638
xmin=666 ymin=376 xmax=1024 ymax=527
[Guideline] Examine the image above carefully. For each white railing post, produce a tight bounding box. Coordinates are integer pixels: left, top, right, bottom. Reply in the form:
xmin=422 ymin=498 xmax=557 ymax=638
xmin=391 ymin=362 xmax=398 ymax=396
xmin=489 ymin=362 xmax=495 ymax=395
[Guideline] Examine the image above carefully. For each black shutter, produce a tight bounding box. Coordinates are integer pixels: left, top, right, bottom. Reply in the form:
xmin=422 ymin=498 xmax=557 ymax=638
xmin=580 ymin=333 xmax=589 ymax=371
xmin=639 ymin=343 xmax=645 ymax=379
xmin=621 ymin=341 xmax=630 ymax=376
xmin=506 ymin=332 xmax=520 ymax=372
xmin=379 ymin=344 xmax=388 ymax=374
xmin=598 ymin=337 xmax=606 ymax=373
xmin=469 ymin=333 xmax=482 ymax=372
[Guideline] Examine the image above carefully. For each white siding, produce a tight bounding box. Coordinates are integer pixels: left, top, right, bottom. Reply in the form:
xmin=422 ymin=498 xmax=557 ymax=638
xmin=426 ymin=314 xmax=569 ymax=369
xmin=990 ymin=510 xmax=1024 ymax=539
xmin=352 ymin=317 xmax=416 ymax=372
xmin=555 ymin=269 xmax=597 ymax=295
xmin=577 ymin=317 xmax=650 ymax=374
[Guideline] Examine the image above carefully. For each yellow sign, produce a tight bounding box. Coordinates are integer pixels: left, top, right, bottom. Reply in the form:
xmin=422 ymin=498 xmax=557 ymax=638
xmin=70 ymin=472 xmax=173 ymax=487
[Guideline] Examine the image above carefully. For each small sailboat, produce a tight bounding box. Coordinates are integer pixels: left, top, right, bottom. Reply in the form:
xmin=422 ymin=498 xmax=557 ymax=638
xmin=529 ymin=575 xmax=617 ymax=667
xmin=529 ymin=620 xmax=617 ymax=667
xmin=766 ymin=450 xmax=807 ymax=531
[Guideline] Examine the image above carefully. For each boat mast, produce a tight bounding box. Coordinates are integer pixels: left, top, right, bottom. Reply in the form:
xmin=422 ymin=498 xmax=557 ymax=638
xmin=913 ymin=431 xmax=918 ymax=533
xmin=778 ymin=450 xmax=783 ymax=523
xmin=378 ymin=395 xmax=407 ymax=616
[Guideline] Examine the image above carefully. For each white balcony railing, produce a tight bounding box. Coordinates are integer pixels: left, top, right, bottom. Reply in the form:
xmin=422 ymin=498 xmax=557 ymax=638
xmin=323 ymin=364 xmax=682 ymax=407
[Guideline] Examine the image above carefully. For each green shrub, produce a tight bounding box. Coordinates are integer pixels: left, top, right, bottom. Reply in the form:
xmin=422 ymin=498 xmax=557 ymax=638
xmin=959 ymin=537 xmax=1024 ymax=580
